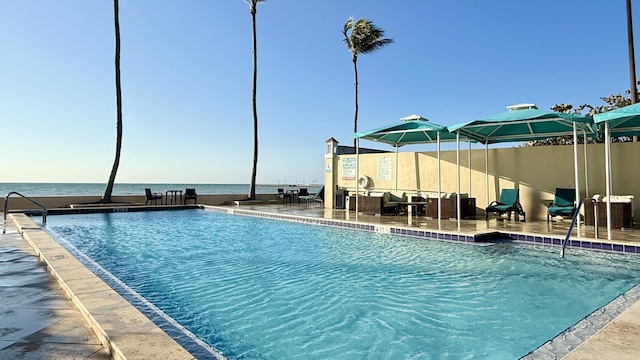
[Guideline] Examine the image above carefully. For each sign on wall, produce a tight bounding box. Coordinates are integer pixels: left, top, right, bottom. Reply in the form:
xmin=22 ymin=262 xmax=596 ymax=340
xmin=377 ymin=156 xmax=392 ymax=181
xmin=342 ymin=158 xmax=356 ymax=180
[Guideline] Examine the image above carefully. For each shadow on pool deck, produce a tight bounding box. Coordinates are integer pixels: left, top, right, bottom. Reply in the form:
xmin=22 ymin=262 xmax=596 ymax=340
xmin=0 ymin=222 xmax=111 ymax=359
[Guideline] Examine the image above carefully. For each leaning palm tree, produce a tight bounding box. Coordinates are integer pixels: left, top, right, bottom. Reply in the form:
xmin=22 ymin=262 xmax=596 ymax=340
xmin=244 ymin=0 xmax=266 ymax=200
xmin=101 ymin=0 xmax=123 ymax=203
xmin=342 ymin=18 xmax=393 ymax=148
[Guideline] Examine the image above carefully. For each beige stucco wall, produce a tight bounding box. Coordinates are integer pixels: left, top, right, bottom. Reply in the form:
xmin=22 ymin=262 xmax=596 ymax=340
xmin=327 ymin=142 xmax=640 ymax=221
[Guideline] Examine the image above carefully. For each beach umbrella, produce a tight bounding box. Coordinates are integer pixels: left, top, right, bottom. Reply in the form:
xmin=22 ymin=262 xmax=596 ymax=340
xmin=352 ymin=115 xmax=461 ymax=227
xmin=593 ymin=102 xmax=640 ymax=239
xmin=448 ymin=104 xmax=596 ymax=228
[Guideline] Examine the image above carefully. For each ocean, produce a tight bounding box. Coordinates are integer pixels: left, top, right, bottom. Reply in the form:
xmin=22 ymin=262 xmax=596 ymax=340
xmin=0 ymin=183 xmax=323 ymax=197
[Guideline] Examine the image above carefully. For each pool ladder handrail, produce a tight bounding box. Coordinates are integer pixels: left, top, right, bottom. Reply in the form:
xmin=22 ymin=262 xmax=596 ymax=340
xmin=4 ymin=191 xmax=47 ymax=225
xmin=560 ymin=198 xmax=586 ymax=258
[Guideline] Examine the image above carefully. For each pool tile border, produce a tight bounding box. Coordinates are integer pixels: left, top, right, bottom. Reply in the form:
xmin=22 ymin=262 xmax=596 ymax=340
xmin=16 ymin=207 xmax=640 ymax=360
xmin=9 ymin=213 xmax=224 ymax=360
xmin=503 ymin=231 xmax=640 ymax=255
xmin=523 ymin=283 xmax=640 ymax=359
xmin=208 ymin=206 xmax=639 ymax=255
xmin=207 ymin=206 xmax=640 ymax=359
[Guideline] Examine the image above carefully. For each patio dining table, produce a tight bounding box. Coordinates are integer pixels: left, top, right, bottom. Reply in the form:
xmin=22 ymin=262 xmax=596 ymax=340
xmin=165 ymin=189 xmax=183 ymax=205
xmin=398 ymin=201 xmax=428 ymax=225
xmin=285 ymin=189 xmax=299 ymax=204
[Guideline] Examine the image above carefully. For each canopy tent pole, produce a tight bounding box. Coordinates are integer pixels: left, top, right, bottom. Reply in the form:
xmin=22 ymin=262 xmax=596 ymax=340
xmin=573 ymin=123 xmax=580 ymax=233
xmin=437 ymin=132 xmax=442 ymax=229
xmin=355 ymin=139 xmax=360 ymax=222
xmin=395 ymin=146 xmax=399 ymax=192
xmin=605 ymin=122 xmax=612 ymax=240
xmin=456 ymin=131 xmax=461 ymax=231
xmin=468 ymin=141 xmax=471 ymax=195
xmin=485 ymin=142 xmax=489 ymax=208
xmin=583 ymin=129 xmax=589 ymax=198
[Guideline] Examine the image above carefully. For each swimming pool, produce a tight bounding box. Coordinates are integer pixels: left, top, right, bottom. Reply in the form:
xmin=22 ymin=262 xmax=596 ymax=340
xmin=45 ymin=209 xmax=640 ymax=359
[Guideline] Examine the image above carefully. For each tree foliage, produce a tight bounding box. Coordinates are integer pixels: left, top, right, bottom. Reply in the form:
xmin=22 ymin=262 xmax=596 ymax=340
xmin=342 ymin=18 xmax=393 ymax=148
xmin=524 ymin=83 xmax=639 ymax=146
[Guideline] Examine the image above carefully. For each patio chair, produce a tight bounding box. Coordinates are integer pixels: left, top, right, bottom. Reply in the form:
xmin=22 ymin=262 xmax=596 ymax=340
xmin=277 ymin=188 xmax=291 ymax=204
xmin=145 ymin=188 xmax=163 ymax=205
xmin=547 ymin=188 xmax=576 ymax=222
xmin=297 ymin=188 xmax=309 ymax=203
xmin=184 ymin=188 xmax=198 ymax=204
xmin=383 ymin=191 xmax=406 ymax=215
xmin=485 ymin=188 xmax=526 ymax=222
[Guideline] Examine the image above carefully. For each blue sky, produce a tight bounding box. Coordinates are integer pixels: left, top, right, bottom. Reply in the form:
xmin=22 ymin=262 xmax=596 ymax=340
xmin=0 ymin=1 xmax=636 ymax=184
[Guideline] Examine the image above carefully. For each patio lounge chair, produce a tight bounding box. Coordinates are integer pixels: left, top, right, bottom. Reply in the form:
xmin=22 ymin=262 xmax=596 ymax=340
xmin=185 ymin=188 xmax=198 ymax=204
xmin=485 ymin=188 xmax=526 ymax=222
xmin=547 ymin=188 xmax=576 ymax=222
xmin=299 ymin=186 xmax=324 ymax=205
xmin=145 ymin=188 xmax=163 ymax=205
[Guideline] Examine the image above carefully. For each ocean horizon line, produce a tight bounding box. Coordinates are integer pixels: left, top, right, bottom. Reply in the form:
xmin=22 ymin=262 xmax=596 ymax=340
xmin=0 ymin=181 xmax=321 ymax=186
xmin=0 ymin=182 xmax=324 ymax=197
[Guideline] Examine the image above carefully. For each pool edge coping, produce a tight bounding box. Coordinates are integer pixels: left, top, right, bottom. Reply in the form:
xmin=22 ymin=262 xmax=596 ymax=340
xmin=15 ymin=207 xmax=640 ymax=359
xmin=206 ymin=205 xmax=640 ymax=255
xmin=9 ymin=213 xmax=222 ymax=360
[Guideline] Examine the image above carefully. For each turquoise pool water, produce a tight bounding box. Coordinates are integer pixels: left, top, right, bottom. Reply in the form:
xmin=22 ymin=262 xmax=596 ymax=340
xmin=46 ymin=210 xmax=640 ymax=359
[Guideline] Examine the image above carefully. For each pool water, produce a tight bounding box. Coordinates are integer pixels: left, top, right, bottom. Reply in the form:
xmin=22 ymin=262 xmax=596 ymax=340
xmin=46 ymin=210 xmax=640 ymax=359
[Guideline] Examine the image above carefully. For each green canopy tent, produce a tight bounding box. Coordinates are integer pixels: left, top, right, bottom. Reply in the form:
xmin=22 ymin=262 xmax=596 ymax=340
xmin=593 ymin=102 xmax=640 ymax=239
xmin=448 ymin=104 xmax=595 ymax=143
xmin=447 ymin=104 xmax=595 ymax=228
xmin=354 ymin=114 xmax=458 ymax=145
xmin=352 ymin=115 xmax=461 ymax=226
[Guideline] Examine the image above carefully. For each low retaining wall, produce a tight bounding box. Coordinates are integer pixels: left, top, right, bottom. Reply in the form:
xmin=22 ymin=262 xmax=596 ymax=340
xmin=1 ymin=194 xmax=278 ymax=213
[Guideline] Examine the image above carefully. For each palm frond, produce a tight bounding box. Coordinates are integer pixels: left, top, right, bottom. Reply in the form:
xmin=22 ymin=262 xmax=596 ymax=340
xmin=342 ymin=17 xmax=393 ymax=56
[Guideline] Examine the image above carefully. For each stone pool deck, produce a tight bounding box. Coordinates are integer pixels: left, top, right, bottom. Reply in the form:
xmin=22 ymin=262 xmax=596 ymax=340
xmin=1 ymin=213 xmax=216 ymax=360
xmin=2 ymin=204 xmax=640 ymax=359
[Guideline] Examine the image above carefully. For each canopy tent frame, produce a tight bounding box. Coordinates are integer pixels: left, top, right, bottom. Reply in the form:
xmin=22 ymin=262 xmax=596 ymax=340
xmin=593 ymin=103 xmax=640 ymax=239
xmin=448 ymin=104 xmax=595 ymax=228
xmin=352 ymin=115 xmax=462 ymax=226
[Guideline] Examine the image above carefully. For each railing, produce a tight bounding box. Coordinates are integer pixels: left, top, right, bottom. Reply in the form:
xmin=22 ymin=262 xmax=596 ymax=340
xmin=560 ymin=198 xmax=586 ymax=258
xmin=4 ymin=191 xmax=47 ymax=225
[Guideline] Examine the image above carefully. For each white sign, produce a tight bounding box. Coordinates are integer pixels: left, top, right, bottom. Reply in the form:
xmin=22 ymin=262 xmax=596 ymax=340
xmin=342 ymin=158 xmax=356 ymax=180
xmin=377 ymin=156 xmax=392 ymax=181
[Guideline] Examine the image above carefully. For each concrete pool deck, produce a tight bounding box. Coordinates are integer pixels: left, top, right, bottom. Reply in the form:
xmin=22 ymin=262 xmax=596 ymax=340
xmin=2 ymin=204 xmax=640 ymax=359
xmin=1 ymin=214 xmax=209 ymax=360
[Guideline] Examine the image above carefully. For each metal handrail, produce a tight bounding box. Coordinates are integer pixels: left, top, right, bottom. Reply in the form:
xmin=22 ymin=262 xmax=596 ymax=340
xmin=560 ymin=198 xmax=586 ymax=258
xmin=4 ymin=191 xmax=47 ymax=225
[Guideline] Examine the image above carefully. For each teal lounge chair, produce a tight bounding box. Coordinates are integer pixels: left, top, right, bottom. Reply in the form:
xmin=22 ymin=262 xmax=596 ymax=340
xmin=547 ymin=188 xmax=576 ymax=222
xmin=485 ymin=188 xmax=526 ymax=222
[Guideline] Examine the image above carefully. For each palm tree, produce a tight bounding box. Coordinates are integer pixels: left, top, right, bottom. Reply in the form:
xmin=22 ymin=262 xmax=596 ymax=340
xmin=342 ymin=18 xmax=393 ymax=148
xmin=245 ymin=0 xmax=266 ymax=200
xmin=101 ymin=0 xmax=123 ymax=203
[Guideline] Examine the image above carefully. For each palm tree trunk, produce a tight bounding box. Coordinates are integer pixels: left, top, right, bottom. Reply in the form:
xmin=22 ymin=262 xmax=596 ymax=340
xmin=248 ymin=6 xmax=259 ymax=200
xmin=352 ymin=55 xmax=359 ymax=149
xmin=102 ymin=0 xmax=123 ymax=203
